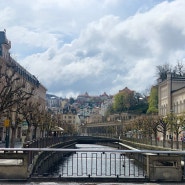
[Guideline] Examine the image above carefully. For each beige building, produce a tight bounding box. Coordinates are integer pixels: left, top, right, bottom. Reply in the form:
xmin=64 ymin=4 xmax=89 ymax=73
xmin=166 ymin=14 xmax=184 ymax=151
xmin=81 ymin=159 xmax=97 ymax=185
xmin=158 ymin=73 xmax=185 ymax=141
xmin=86 ymin=113 xmax=102 ymax=124
xmin=62 ymin=113 xmax=76 ymax=124
xmin=0 ymin=30 xmax=47 ymax=142
xmin=158 ymin=73 xmax=185 ymax=116
xmin=61 ymin=112 xmax=79 ymax=133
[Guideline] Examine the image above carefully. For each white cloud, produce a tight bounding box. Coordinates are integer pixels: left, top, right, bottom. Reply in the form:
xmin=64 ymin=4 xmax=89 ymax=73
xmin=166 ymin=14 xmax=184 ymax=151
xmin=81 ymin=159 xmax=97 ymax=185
xmin=1 ymin=0 xmax=185 ymax=97
xmin=9 ymin=27 xmax=58 ymax=49
xmin=0 ymin=7 xmax=15 ymax=27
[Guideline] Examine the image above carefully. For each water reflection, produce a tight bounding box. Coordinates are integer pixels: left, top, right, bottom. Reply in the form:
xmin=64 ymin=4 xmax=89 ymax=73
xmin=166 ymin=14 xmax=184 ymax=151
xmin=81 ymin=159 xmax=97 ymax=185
xmin=49 ymin=144 xmax=144 ymax=178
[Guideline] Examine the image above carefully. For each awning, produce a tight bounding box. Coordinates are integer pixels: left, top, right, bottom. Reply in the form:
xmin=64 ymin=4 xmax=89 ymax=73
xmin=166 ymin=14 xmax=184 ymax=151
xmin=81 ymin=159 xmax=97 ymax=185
xmin=51 ymin=126 xmax=64 ymax=132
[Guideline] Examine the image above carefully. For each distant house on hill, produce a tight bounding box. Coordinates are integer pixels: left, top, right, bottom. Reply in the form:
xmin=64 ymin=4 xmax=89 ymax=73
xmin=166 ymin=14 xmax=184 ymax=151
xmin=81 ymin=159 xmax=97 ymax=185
xmin=46 ymin=94 xmax=60 ymax=108
xmin=119 ymin=87 xmax=134 ymax=94
xmin=76 ymin=92 xmax=90 ymax=103
xmin=99 ymin=92 xmax=109 ymax=100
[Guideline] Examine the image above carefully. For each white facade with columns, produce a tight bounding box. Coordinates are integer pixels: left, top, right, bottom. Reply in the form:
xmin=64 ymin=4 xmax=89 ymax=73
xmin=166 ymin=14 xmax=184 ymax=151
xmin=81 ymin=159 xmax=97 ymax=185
xmin=158 ymin=73 xmax=185 ymax=116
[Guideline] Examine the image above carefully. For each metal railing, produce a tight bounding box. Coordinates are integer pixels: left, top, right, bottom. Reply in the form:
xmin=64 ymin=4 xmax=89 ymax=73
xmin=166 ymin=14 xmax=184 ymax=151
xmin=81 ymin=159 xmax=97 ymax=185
xmin=0 ymin=148 xmax=184 ymax=182
xmin=44 ymin=149 xmax=145 ymax=178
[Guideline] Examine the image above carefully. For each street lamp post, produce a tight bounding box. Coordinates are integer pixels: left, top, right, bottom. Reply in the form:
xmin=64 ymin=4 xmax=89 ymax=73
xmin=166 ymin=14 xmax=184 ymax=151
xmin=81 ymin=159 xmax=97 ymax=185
xmin=5 ymin=127 xmax=10 ymax=148
xmin=4 ymin=119 xmax=10 ymax=148
xmin=170 ymin=110 xmax=173 ymax=149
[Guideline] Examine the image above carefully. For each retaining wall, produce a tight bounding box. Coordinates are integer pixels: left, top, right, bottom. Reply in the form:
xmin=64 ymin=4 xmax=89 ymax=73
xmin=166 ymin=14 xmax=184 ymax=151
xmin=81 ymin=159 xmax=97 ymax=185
xmin=0 ymin=153 xmax=28 ymax=179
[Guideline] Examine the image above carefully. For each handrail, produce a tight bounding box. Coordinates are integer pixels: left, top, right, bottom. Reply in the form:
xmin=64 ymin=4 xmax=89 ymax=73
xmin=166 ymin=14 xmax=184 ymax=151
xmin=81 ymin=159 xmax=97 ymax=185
xmin=1 ymin=147 xmax=185 ymax=154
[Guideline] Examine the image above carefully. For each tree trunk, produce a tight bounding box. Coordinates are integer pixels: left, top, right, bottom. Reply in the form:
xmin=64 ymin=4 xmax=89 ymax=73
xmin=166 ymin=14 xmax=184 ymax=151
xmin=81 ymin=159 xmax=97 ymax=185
xmin=10 ymin=126 xmax=16 ymax=148
xmin=163 ymin=132 xmax=166 ymax=147
xmin=33 ymin=126 xmax=37 ymax=140
xmin=25 ymin=125 xmax=31 ymax=142
xmin=149 ymin=131 xmax=152 ymax=145
xmin=154 ymin=131 xmax=158 ymax=146
xmin=40 ymin=129 xmax=44 ymax=138
xmin=176 ymin=133 xmax=179 ymax=149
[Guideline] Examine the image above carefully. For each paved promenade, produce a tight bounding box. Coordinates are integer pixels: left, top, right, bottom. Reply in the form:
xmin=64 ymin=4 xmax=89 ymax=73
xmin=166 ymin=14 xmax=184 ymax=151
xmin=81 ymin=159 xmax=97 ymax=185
xmin=30 ymin=183 xmax=185 ymax=185
xmin=0 ymin=182 xmax=184 ymax=185
xmin=0 ymin=141 xmax=22 ymax=148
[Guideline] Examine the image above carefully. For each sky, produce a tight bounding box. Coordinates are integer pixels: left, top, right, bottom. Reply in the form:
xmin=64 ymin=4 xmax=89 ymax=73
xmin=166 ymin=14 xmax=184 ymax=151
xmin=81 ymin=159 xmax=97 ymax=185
xmin=0 ymin=0 xmax=184 ymax=98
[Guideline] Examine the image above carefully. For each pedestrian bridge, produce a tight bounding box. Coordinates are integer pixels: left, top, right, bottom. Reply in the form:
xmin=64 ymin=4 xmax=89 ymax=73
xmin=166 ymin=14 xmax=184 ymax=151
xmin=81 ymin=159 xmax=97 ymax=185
xmin=0 ymin=136 xmax=184 ymax=183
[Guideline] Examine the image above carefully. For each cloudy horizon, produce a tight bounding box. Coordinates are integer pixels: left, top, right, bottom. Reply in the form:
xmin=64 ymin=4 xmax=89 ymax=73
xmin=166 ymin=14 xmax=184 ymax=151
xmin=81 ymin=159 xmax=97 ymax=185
xmin=1 ymin=0 xmax=184 ymax=98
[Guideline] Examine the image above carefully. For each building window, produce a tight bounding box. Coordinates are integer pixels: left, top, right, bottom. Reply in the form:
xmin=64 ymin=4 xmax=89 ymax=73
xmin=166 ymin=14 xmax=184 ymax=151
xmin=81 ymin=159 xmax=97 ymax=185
xmin=177 ymin=102 xmax=179 ymax=114
xmin=174 ymin=102 xmax=178 ymax=114
xmin=164 ymin=104 xmax=167 ymax=116
xmin=180 ymin=101 xmax=183 ymax=113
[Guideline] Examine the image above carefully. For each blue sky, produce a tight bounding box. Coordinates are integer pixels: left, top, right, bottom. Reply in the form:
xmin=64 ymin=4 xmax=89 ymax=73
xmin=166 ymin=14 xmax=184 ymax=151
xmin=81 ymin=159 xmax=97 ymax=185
xmin=0 ymin=0 xmax=183 ymax=98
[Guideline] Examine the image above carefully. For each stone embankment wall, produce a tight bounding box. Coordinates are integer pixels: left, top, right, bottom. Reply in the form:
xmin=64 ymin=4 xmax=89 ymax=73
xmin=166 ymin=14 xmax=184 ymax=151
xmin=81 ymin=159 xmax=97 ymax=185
xmin=117 ymin=140 xmax=182 ymax=182
xmin=31 ymin=140 xmax=77 ymax=176
xmin=0 ymin=153 xmax=28 ymax=179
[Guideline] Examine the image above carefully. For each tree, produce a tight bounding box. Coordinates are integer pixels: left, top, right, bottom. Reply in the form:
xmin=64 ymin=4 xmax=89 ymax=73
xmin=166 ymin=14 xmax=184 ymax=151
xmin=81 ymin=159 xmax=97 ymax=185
xmin=173 ymin=61 xmax=185 ymax=76
xmin=113 ymin=89 xmax=137 ymax=113
xmin=156 ymin=61 xmax=185 ymax=81
xmin=165 ymin=112 xmax=185 ymax=149
xmin=0 ymin=63 xmax=33 ymax=114
xmin=69 ymin=97 xmax=75 ymax=105
xmin=105 ymin=104 xmax=115 ymax=116
xmin=113 ymin=90 xmax=148 ymax=114
xmin=150 ymin=115 xmax=160 ymax=146
xmin=156 ymin=63 xmax=172 ymax=81
xmin=147 ymin=86 xmax=158 ymax=114
xmin=38 ymin=110 xmax=50 ymax=137
xmin=157 ymin=116 xmax=170 ymax=147
xmin=0 ymin=61 xmax=34 ymax=147
xmin=113 ymin=93 xmax=125 ymax=112
xmin=143 ymin=115 xmax=160 ymax=145
xmin=132 ymin=116 xmax=144 ymax=140
xmin=40 ymin=111 xmax=53 ymax=137
xmin=129 ymin=115 xmax=160 ymax=146
xmin=132 ymin=93 xmax=148 ymax=114
xmin=17 ymin=102 xmax=41 ymax=142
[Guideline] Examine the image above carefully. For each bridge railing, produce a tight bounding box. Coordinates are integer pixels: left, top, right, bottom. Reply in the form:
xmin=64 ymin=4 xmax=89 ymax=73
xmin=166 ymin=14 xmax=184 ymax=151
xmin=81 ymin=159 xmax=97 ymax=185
xmin=23 ymin=136 xmax=69 ymax=148
xmin=22 ymin=136 xmax=77 ymax=166
xmin=87 ymin=133 xmax=185 ymax=150
xmin=0 ymin=148 xmax=184 ymax=182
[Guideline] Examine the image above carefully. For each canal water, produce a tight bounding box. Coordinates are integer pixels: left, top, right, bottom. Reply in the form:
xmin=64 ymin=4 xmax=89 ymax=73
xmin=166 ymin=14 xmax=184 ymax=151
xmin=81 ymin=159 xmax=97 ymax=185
xmin=48 ymin=144 xmax=144 ymax=178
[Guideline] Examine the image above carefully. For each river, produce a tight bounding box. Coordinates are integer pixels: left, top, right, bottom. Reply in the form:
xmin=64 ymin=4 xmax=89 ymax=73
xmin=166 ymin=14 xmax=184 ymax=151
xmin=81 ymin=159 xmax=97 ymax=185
xmin=49 ymin=144 xmax=143 ymax=178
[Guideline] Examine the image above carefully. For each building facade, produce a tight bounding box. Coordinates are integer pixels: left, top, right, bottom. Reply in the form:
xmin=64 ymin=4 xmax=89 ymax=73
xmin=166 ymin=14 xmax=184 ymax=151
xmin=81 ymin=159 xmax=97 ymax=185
xmin=158 ymin=73 xmax=185 ymax=141
xmin=158 ymin=73 xmax=185 ymax=116
xmin=0 ymin=30 xmax=47 ymax=142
